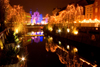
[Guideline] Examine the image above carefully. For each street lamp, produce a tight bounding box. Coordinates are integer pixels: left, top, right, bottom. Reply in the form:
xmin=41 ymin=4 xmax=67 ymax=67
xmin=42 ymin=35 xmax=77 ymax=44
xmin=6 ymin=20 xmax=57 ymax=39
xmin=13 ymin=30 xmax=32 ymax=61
xmin=17 ymin=45 xmax=20 ymax=48
xmin=21 ymin=57 xmax=25 ymax=61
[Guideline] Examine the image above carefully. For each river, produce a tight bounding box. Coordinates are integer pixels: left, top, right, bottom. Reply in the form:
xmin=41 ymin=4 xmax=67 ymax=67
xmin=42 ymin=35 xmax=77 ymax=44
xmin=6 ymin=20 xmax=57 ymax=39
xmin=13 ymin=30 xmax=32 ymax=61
xmin=23 ymin=31 xmax=99 ymax=67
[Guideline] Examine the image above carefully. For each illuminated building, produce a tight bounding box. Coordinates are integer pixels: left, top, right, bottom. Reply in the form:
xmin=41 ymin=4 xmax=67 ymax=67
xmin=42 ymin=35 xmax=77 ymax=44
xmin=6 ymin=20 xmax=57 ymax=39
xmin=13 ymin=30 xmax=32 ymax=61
xmin=29 ymin=9 xmax=48 ymax=25
xmin=30 ymin=9 xmax=43 ymax=24
xmin=85 ymin=0 xmax=100 ymax=20
xmin=93 ymin=0 xmax=100 ymax=20
xmin=85 ymin=4 xmax=93 ymax=20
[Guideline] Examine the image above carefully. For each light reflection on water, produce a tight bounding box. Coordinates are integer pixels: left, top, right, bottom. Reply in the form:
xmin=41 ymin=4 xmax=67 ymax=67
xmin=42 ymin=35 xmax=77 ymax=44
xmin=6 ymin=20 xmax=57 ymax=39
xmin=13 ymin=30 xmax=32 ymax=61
xmin=31 ymin=36 xmax=44 ymax=43
xmin=45 ymin=36 xmax=97 ymax=67
xmin=45 ymin=37 xmax=83 ymax=67
xmin=25 ymin=32 xmax=97 ymax=67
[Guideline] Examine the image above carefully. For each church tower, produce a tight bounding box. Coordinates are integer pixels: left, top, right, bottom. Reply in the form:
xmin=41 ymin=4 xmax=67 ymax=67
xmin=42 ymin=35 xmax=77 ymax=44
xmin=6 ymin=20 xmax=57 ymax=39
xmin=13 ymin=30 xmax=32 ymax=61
xmin=30 ymin=9 xmax=32 ymax=16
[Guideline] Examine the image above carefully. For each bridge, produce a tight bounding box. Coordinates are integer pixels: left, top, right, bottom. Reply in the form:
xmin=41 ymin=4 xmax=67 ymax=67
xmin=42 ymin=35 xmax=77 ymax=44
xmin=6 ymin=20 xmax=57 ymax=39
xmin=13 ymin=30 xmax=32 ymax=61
xmin=25 ymin=25 xmax=44 ymax=28
xmin=24 ymin=34 xmax=44 ymax=37
xmin=25 ymin=25 xmax=45 ymax=33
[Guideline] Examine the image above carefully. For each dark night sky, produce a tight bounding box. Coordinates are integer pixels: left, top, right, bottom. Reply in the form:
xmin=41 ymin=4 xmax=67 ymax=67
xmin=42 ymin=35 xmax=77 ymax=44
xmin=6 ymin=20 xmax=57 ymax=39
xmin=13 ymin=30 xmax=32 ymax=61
xmin=9 ymin=0 xmax=80 ymax=16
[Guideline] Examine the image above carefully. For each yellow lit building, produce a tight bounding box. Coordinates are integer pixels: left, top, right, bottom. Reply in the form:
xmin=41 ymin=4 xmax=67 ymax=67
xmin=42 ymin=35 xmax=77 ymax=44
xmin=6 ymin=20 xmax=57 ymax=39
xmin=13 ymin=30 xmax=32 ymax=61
xmin=85 ymin=4 xmax=93 ymax=20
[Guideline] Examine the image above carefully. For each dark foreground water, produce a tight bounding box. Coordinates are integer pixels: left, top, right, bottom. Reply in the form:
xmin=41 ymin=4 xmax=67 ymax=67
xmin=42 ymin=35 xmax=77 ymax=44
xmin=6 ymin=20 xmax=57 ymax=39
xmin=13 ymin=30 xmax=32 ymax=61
xmin=26 ymin=35 xmax=99 ymax=67
xmin=26 ymin=36 xmax=65 ymax=67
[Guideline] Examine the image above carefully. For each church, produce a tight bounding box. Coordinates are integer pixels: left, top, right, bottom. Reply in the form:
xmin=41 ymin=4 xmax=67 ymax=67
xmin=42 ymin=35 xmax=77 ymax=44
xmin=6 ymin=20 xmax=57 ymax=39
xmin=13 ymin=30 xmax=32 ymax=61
xmin=30 ymin=9 xmax=48 ymax=25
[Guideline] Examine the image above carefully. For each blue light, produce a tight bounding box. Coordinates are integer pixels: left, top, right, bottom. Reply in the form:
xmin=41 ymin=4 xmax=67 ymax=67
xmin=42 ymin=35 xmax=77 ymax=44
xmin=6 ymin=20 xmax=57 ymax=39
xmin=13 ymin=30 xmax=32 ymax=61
xmin=40 ymin=36 xmax=43 ymax=42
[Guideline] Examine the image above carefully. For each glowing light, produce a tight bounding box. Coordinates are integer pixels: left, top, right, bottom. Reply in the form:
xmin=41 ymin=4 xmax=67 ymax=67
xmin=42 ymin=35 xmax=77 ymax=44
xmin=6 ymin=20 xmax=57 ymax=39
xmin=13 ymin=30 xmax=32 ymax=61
xmin=74 ymin=21 xmax=76 ymax=23
xmin=15 ymin=29 xmax=18 ymax=33
xmin=48 ymin=27 xmax=53 ymax=32
xmin=37 ymin=32 xmax=40 ymax=34
xmin=21 ymin=57 xmax=25 ymax=61
xmin=58 ymin=29 xmax=61 ymax=33
xmin=50 ymin=37 xmax=53 ymax=40
xmin=58 ymin=41 xmax=61 ymax=45
xmin=73 ymin=48 xmax=78 ymax=52
xmin=41 ymin=21 xmax=45 ymax=24
xmin=31 ymin=31 xmax=34 ymax=35
xmin=73 ymin=30 xmax=78 ymax=35
xmin=41 ymin=31 xmax=43 ymax=35
xmin=96 ymin=28 xmax=98 ymax=30
xmin=31 ymin=23 xmax=34 ymax=25
xmin=67 ymin=28 xmax=70 ymax=33
xmin=67 ymin=45 xmax=69 ymax=49
xmin=17 ymin=45 xmax=20 ymax=48
xmin=17 ymin=55 xmax=20 ymax=58
xmin=0 ymin=39 xmax=3 ymax=50
xmin=27 ymin=39 xmax=31 ymax=42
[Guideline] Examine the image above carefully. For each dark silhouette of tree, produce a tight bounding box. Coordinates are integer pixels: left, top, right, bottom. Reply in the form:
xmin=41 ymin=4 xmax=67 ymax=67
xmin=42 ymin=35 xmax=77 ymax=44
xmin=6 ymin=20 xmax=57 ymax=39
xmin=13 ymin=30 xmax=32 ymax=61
xmin=0 ymin=0 xmax=6 ymax=32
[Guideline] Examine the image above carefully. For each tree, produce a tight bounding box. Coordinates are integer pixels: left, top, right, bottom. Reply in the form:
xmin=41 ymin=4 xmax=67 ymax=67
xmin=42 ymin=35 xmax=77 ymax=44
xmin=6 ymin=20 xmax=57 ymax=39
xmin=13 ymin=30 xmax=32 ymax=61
xmin=0 ymin=0 xmax=7 ymax=32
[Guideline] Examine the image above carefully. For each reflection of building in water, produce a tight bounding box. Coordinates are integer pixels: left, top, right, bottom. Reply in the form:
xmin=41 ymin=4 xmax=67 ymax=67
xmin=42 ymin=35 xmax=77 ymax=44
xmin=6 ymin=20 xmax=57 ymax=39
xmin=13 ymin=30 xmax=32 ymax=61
xmin=45 ymin=42 xmax=83 ymax=67
xmin=31 ymin=36 xmax=43 ymax=43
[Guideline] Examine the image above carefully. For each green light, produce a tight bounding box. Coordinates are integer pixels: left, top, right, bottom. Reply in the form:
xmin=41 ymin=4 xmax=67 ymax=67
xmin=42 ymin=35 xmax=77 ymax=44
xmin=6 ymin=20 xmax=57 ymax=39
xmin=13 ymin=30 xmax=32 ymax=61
xmin=26 ymin=16 xmax=31 ymax=18
xmin=27 ymin=39 xmax=31 ymax=42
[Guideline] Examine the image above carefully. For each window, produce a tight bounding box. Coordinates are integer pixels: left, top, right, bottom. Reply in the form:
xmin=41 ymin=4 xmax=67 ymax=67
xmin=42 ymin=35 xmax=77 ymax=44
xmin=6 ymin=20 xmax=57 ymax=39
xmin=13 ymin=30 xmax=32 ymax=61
xmin=90 ymin=14 xmax=91 ymax=18
xmin=95 ymin=8 xmax=98 ymax=13
xmin=87 ymin=14 xmax=88 ymax=18
xmin=90 ymin=7 xmax=92 ymax=11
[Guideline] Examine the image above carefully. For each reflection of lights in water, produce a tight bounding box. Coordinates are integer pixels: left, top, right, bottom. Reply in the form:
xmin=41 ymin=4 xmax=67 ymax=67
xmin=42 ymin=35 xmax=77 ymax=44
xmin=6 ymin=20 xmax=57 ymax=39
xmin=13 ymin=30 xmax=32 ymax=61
xmin=40 ymin=36 xmax=43 ymax=42
xmin=34 ymin=36 xmax=40 ymax=43
xmin=31 ymin=37 xmax=34 ymax=39
xmin=17 ymin=45 xmax=20 ymax=48
xmin=73 ymin=48 xmax=78 ymax=52
xmin=35 ymin=36 xmax=37 ymax=38
xmin=58 ymin=41 xmax=61 ymax=45
xmin=44 ymin=37 xmax=46 ymax=39
xmin=31 ymin=36 xmax=43 ymax=43
xmin=45 ymin=40 xmax=96 ymax=67
xmin=67 ymin=45 xmax=69 ymax=50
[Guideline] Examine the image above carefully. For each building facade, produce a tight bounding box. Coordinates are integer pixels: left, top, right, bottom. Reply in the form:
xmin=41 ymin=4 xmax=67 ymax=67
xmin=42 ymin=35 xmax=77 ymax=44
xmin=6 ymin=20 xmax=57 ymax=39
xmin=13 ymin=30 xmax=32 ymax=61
xmin=93 ymin=0 xmax=100 ymax=20
xmin=85 ymin=0 xmax=100 ymax=20
xmin=29 ymin=9 xmax=48 ymax=25
xmin=85 ymin=4 xmax=93 ymax=20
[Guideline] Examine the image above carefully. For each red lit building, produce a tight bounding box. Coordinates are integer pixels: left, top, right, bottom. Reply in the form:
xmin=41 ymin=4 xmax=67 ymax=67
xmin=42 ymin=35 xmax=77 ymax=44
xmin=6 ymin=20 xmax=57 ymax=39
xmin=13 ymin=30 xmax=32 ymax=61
xmin=93 ymin=0 xmax=100 ymax=20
